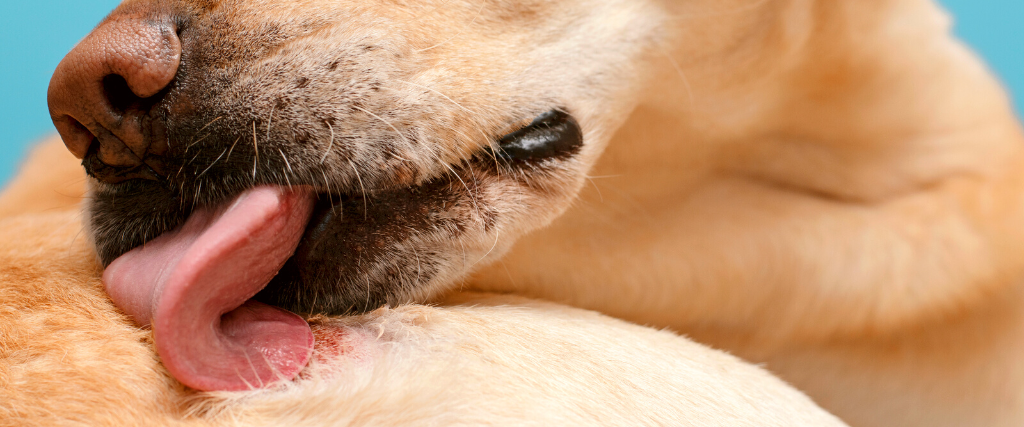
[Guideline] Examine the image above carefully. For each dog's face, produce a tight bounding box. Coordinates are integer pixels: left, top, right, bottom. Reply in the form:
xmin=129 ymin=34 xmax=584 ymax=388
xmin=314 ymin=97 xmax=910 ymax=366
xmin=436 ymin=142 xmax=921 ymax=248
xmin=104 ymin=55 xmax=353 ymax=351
xmin=51 ymin=0 xmax=664 ymax=315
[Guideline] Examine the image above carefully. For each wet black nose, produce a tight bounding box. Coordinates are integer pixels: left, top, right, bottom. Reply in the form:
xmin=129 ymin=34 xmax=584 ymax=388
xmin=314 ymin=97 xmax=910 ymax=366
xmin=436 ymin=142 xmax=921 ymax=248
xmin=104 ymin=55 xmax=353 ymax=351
xmin=47 ymin=15 xmax=181 ymax=183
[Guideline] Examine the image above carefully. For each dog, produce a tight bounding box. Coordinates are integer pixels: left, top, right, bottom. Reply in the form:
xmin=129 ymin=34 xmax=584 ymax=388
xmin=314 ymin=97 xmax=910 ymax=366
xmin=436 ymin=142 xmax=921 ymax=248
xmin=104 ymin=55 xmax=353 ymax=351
xmin=0 ymin=140 xmax=847 ymax=425
xmin=34 ymin=0 xmax=1024 ymax=425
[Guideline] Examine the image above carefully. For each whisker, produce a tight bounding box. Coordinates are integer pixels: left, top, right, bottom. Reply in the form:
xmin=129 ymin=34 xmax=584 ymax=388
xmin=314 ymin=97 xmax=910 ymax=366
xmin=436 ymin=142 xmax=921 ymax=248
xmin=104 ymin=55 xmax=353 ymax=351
xmin=320 ymin=121 xmax=335 ymax=163
xmin=185 ymin=133 xmax=213 ymax=152
xmin=394 ymin=79 xmax=472 ymax=114
xmin=266 ymin=104 xmax=275 ymax=144
xmin=585 ymin=176 xmax=605 ymax=203
xmin=239 ymin=351 xmax=265 ymax=389
xmin=441 ymin=161 xmax=481 ymax=220
xmin=320 ymin=168 xmax=332 ymax=193
xmin=233 ymin=368 xmax=257 ymax=392
xmin=386 ymin=80 xmax=496 ymax=172
xmin=278 ymin=148 xmax=293 ymax=190
xmin=352 ymin=105 xmax=417 ymax=164
xmin=226 ymin=136 xmax=242 ymax=161
xmin=413 ymin=246 xmax=423 ymax=284
xmin=251 ymin=121 xmax=259 ymax=180
xmin=364 ymin=276 xmax=372 ymax=313
xmin=311 ymin=282 xmax=322 ymax=315
xmin=472 ymin=227 xmax=502 ymax=268
xmin=657 ymin=42 xmax=695 ymax=108
xmin=457 ymin=229 xmax=468 ymax=268
xmin=193 ymin=181 xmax=202 ymax=210
xmin=185 ymin=116 xmax=224 ymax=152
xmin=463 ymin=159 xmax=485 ymax=219
xmin=320 ymin=168 xmax=339 ymax=215
xmin=415 ymin=2 xmax=486 ymax=53
xmin=352 ymin=105 xmax=409 ymax=145
xmin=198 ymin=147 xmax=229 ymax=178
xmin=348 ymin=159 xmax=369 ymax=220
xmin=195 ymin=116 xmax=224 ymax=136
xmin=186 ymin=150 xmax=204 ymax=169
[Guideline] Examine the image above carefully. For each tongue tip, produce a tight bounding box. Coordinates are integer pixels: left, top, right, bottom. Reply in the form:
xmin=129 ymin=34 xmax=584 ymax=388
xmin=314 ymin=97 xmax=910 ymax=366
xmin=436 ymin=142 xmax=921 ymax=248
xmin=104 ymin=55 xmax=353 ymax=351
xmin=105 ymin=186 xmax=318 ymax=392
xmin=159 ymin=301 xmax=316 ymax=392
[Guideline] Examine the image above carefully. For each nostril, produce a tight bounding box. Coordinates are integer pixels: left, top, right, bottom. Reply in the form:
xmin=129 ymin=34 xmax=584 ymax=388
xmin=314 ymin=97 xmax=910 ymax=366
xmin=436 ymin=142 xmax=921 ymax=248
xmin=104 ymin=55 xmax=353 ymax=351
xmin=102 ymin=74 xmax=143 ymax=114
xmin=84 ymin=141 xmax=163 ymax=184
xmin=54 ymin=115 xmax=98 ymax=159
xmin=48 ymin=18 xmax=182 ymax=166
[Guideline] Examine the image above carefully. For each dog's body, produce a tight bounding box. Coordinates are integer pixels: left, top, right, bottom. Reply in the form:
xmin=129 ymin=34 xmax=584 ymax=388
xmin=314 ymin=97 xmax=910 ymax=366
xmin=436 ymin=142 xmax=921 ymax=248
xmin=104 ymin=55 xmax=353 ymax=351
xmin=6 ymin=0 xmax=1024 ymax=425
xmin=0 ymin=143 xmax=845 ymax=426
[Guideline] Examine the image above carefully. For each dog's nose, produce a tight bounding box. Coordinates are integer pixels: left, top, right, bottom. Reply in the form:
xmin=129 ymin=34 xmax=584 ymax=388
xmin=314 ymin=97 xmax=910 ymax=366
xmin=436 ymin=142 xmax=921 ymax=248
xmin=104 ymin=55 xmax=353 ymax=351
xmin=48 ymin=17 xmax=181 ymax=183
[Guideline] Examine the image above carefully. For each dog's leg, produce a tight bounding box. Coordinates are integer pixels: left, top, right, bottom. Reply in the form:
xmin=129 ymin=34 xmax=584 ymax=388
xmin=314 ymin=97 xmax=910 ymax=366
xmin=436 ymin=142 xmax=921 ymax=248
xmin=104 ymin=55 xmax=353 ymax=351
xmin=473 ymin=1 xmax=1024 ymax=425
xmin=474 ymin=0 xmax=1024 ymax=341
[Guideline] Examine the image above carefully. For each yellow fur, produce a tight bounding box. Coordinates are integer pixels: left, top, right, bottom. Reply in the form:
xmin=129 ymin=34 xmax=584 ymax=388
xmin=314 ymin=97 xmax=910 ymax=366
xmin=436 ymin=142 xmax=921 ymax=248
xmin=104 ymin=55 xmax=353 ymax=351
xmin=470 ymin=1 xmax=1024 ymax=425
xmin=0 ymin=154 xmax=843 ymax=425
xmin=8 ymin=0 xmax=1024 ymax=425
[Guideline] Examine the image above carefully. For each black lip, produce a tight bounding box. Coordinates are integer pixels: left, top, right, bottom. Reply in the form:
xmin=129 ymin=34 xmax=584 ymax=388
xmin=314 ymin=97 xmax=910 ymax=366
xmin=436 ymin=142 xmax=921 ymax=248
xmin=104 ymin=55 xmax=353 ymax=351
xmin=253 ymin=173 xmax=465 ymax=316
xmin=488 ymin=109 xmax=583 ymax=163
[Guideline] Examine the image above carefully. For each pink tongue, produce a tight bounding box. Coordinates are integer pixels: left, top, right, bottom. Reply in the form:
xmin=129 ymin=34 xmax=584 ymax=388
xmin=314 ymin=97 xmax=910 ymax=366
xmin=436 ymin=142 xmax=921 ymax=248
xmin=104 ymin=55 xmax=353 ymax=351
xmin=104 ymin=186 xmax=316 ymax=391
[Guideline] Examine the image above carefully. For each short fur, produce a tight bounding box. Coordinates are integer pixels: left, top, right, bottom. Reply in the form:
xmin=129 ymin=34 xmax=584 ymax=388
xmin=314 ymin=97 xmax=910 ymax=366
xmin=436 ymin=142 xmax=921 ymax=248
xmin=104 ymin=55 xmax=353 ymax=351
xmin=0 ymin=144 xmax=844 ymax=426
xmin=17 ymin=0 xmax=1024 ymax=426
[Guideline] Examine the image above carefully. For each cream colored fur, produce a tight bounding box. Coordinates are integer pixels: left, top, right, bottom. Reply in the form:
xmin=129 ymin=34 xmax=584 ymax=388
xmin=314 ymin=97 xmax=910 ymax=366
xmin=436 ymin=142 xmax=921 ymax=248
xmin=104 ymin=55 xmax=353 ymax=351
xmin=469 ymin=1 xmax=1024 ymax=426
xmin=7 ymin=0 xmax=1024 ymax=426
xmin=0 ymin=141 xmax=844 ymax=425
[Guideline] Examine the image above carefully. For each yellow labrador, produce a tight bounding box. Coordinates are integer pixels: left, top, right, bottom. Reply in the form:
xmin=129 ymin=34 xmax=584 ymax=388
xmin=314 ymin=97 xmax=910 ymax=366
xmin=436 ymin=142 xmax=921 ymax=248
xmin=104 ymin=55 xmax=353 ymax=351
xmin=27 ymin=0 xmax=1024 ymax=425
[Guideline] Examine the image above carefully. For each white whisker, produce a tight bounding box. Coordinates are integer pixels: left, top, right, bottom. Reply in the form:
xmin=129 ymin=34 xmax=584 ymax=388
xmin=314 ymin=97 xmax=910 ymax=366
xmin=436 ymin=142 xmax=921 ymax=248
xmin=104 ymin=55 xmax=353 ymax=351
xmin=394 ymin=79 xmax=472 ymax=114
xmin=415 ymin=2 xmax=486 ymax=53
xmin=251 ymin=121 xmax=259 ymax=180
xmin=657 ymin=42 xmax=695 ymax=108
xmin=185 ymin=116 xmax=224 ymax=151
xmin=198 ymin=147 xmax=229 ymax=178
xmin=226 ymin=136 xmax=242 ymax=161
xmin=353 ymin=105 xmax=409 ymax=146
xmin=348 ymin=159 xmax=369 ymax=220
xmin=320 ymin=121 xmax=335 ymax=163
xmin=266 ymin=104 xmax=275 ymax=144
xmin=278 ymin=148 xmax=293 ymax=190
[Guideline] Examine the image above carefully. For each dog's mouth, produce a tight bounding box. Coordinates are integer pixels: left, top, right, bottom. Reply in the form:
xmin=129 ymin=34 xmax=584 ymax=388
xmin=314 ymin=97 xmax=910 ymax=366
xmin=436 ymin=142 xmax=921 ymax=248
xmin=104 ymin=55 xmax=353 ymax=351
xmin=45 ymin=0 xmax=599 ymax=393
xmin=95 ymin=110 xmax=583 ymax=392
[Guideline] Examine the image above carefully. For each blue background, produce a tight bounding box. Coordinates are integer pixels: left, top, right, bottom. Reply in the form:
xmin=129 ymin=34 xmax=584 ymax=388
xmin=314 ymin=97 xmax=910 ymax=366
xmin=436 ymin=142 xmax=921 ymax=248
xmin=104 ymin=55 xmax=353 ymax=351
xmin=0 ymin=1 xmax=1021 ymax=186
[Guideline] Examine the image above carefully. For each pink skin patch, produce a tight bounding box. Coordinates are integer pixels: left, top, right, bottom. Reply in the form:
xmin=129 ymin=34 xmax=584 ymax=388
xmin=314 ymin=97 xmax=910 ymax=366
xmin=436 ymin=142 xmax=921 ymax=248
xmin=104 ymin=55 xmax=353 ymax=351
xmin=104 ymin=186 xmax=317 ymax=391
xmin=311 ymin=325 xmax=362 ymax=364
xmin=295 ymin=323 xmax=377 ymax=381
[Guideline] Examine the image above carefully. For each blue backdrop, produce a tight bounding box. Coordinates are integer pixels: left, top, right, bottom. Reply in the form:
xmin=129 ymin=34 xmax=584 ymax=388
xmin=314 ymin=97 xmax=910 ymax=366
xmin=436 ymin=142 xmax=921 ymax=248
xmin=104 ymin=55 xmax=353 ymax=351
xmin=0 ymin=1 xmax=1021 ymax=186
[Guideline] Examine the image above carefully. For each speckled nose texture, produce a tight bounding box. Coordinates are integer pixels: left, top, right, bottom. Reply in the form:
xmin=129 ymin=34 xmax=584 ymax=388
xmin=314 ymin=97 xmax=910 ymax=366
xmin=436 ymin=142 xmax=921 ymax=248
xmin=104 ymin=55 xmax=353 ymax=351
xmin=47 ymin=16 xmax=180 ymax=182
